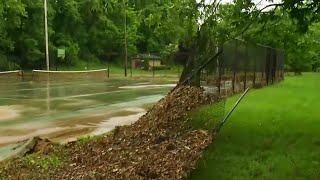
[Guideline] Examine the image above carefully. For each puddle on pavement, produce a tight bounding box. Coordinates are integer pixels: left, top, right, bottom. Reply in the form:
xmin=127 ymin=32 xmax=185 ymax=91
xmin=0 ymin=78 xmax=175 ymax=149
xmin=0 ymin=106 xmax=21 ymax=121
xmin=0 ymin=107 xmax=149 ymax=147
xmin=51 ymin=107 xmax=148 ymax=144
xmin=119 ymin=84 xmax=176 ymax=89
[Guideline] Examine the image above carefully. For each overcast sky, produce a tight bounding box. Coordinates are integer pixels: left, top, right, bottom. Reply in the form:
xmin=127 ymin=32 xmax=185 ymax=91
xmin=196 ymin=0 xmax=280 ymax=9
xmin=195 ymin=0 xmax=279 ymax=24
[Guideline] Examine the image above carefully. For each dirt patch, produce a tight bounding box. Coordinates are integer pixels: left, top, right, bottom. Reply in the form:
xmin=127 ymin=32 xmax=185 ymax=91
xmin=30 ymin=137 xmax=52 ymax=153
xmin=0 ymin=86 xmax=219 ymax=179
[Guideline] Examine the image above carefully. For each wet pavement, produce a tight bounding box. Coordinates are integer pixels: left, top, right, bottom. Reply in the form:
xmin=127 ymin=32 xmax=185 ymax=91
xmin=0 ymin=78 xmax=176 ymax=148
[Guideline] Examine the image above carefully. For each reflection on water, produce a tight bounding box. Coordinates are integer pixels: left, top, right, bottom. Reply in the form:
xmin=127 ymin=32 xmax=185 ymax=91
xmin=92 ymin=107 xmax=146 ymax=136
xmin=46 ymin=78 xmax=51 ymax=112
xmin=0 ymin=78 xmax=175 ymax=147
xmin=0 ymin=106 xmax=21 ymax=121
xmin=119 ymin=84 xmax=176 ymax=89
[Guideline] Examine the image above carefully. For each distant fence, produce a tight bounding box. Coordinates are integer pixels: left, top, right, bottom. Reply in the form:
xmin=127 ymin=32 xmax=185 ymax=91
xmin=0 ymin=39 xmax=284 ymax=83
xmin=128 ymin=65 xmax=182 ymax=78
xmin=200 ymin=39 xmax=285 ymax=96
xmin=50 ymin=56 xmax=182 ymax=79
xmin=32 ymin=69 xmax=109 ymax=82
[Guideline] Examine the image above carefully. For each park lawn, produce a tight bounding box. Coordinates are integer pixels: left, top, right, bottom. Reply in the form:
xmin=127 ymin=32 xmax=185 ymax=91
xmin=189 ymin=73 xmax=320 ymax=180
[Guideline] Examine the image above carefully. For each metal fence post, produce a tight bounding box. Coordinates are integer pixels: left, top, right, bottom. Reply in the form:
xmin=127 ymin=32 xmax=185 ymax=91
xmin=107 ymin=61 xmax=110 ymax=78
xmin=244 ymin=71 xmax=247 ymax=91
xmin=253 ymin=57 xmax=256 ymax=88
xmin=130 ymin=57 xmax=133 ymax=78
xmin=244 ymin=44 xmax=248 ymax=91
xmin=153 ymin=59 xmax=155 ymax=77
xmin=231 ymin=71 xmax=235 ymax=93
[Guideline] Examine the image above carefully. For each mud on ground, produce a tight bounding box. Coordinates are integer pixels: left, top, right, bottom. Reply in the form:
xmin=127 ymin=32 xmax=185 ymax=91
xmin=0 ymin=86 xmax=219 ymax=180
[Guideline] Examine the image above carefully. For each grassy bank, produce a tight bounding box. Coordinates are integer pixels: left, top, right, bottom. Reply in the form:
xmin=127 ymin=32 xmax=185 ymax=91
xmin=189 ymin=73 xmax=320 ymax=179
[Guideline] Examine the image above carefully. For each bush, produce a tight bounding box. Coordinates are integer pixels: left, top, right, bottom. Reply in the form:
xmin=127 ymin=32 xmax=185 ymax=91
xmin=0 ymin=55 xmax=19 ymax=71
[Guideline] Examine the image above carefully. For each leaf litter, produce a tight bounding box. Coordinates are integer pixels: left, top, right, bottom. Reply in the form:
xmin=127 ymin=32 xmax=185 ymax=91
xmin=0 ymin=86 xmax=219 ymax=180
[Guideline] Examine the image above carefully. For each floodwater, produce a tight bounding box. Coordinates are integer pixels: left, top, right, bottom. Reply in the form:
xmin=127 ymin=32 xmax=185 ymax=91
xmin=0 ymin=78 xmax=176 ymax=148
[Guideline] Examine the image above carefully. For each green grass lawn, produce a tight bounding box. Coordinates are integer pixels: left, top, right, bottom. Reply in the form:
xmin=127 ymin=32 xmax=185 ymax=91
xmin=189 ymin=73 xmax=320 ymax=180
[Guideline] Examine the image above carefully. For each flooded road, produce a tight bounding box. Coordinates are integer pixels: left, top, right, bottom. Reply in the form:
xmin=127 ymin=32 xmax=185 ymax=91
xmin=0 ymin=78 xmax=176 ymax=147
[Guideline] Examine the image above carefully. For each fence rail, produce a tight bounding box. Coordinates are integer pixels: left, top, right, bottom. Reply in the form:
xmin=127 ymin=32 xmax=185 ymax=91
xmin=0 ymin=39 xmax=284 ymax=84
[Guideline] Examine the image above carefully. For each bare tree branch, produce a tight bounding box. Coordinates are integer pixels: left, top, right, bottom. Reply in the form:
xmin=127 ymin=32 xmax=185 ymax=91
xmin=251 ymin=0 xmax=265 ymax=12
xmin=251 ymin=5 xmax=280 ymax=37
xmin=241 ymin=3 xmax=284 ymax=36
xmin=213 ymin=0 xmax=223 ymax=14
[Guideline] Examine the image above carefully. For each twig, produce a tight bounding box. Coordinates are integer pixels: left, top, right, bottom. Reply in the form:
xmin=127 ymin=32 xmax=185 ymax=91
xmin=243 ymin=5 xmax=280 ymax=39
xmin=241 ymin=3 xmax=284 ymax=35
xmin=213 ymin=0 xmax=223 ymax=14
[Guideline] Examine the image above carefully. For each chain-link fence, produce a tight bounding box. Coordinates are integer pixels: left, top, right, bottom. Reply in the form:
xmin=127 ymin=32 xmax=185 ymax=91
xmin=200 ymin=39 xmax=284 ymax=97
xmin=50 ymin=53 xmax=182 ymax=79
xmin=197 ymin=39 xmax=284 ymax=130
xmin=1 ymin=39 xmax=284 ymax=84
xmin=124 ymin=54 xmax=182 ymax=78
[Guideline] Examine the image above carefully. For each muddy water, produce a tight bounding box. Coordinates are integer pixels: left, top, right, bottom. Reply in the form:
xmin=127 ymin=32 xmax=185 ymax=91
xmin=0 ymin=78 xmax=176 ymax=147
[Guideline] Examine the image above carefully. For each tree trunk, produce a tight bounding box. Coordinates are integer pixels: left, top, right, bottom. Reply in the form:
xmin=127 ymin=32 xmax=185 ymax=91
xmin=178 ymin=50 xmax=223 ymax=87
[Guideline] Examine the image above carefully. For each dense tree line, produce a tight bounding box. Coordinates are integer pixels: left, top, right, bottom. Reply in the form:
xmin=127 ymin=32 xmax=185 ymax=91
xmin=0 ymin=0 xmax=196 ymax=70
xmin=1 ymin=0 xmax=320 ymax=73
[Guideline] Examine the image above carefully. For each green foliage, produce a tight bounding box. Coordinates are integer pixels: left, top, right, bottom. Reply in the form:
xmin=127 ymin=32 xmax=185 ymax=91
xmin=187 ymin=103 xmax=225 ymax=130
xmin=178 ymin=0 xmax=320 ymax=81
xmin=0 ymin=0 xmax=196 ymax=70
xmin=76 ymin=135 xmax=105 ymax=145
xmin=0 ymin=55 xmax=19 ymax=70
xmin=21 ymin=154 xmax=63 ymax=170
xmin=240 ymin=11 xmax=320 ymax=73
xmin=0 ymin=0 xmax=320 ymax=72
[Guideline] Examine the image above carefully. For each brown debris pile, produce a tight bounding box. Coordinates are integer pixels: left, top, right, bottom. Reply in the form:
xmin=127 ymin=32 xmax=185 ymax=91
xmin=1 ymin=86 xmax=216 ymax=180
xmin=29 ymin=137 xmax=52 ymax=154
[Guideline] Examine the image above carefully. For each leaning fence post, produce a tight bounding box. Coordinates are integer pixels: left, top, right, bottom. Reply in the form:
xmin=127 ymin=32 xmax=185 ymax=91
xmin=214 ymin=88 xmax=250 ymax=134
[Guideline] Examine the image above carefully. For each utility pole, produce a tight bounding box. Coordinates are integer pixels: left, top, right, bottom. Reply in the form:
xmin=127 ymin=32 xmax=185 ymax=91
xmin=44 ymin=0 xmax=50 ymax=71
xmin=124 ymin=0 xmax=128 ymax=77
